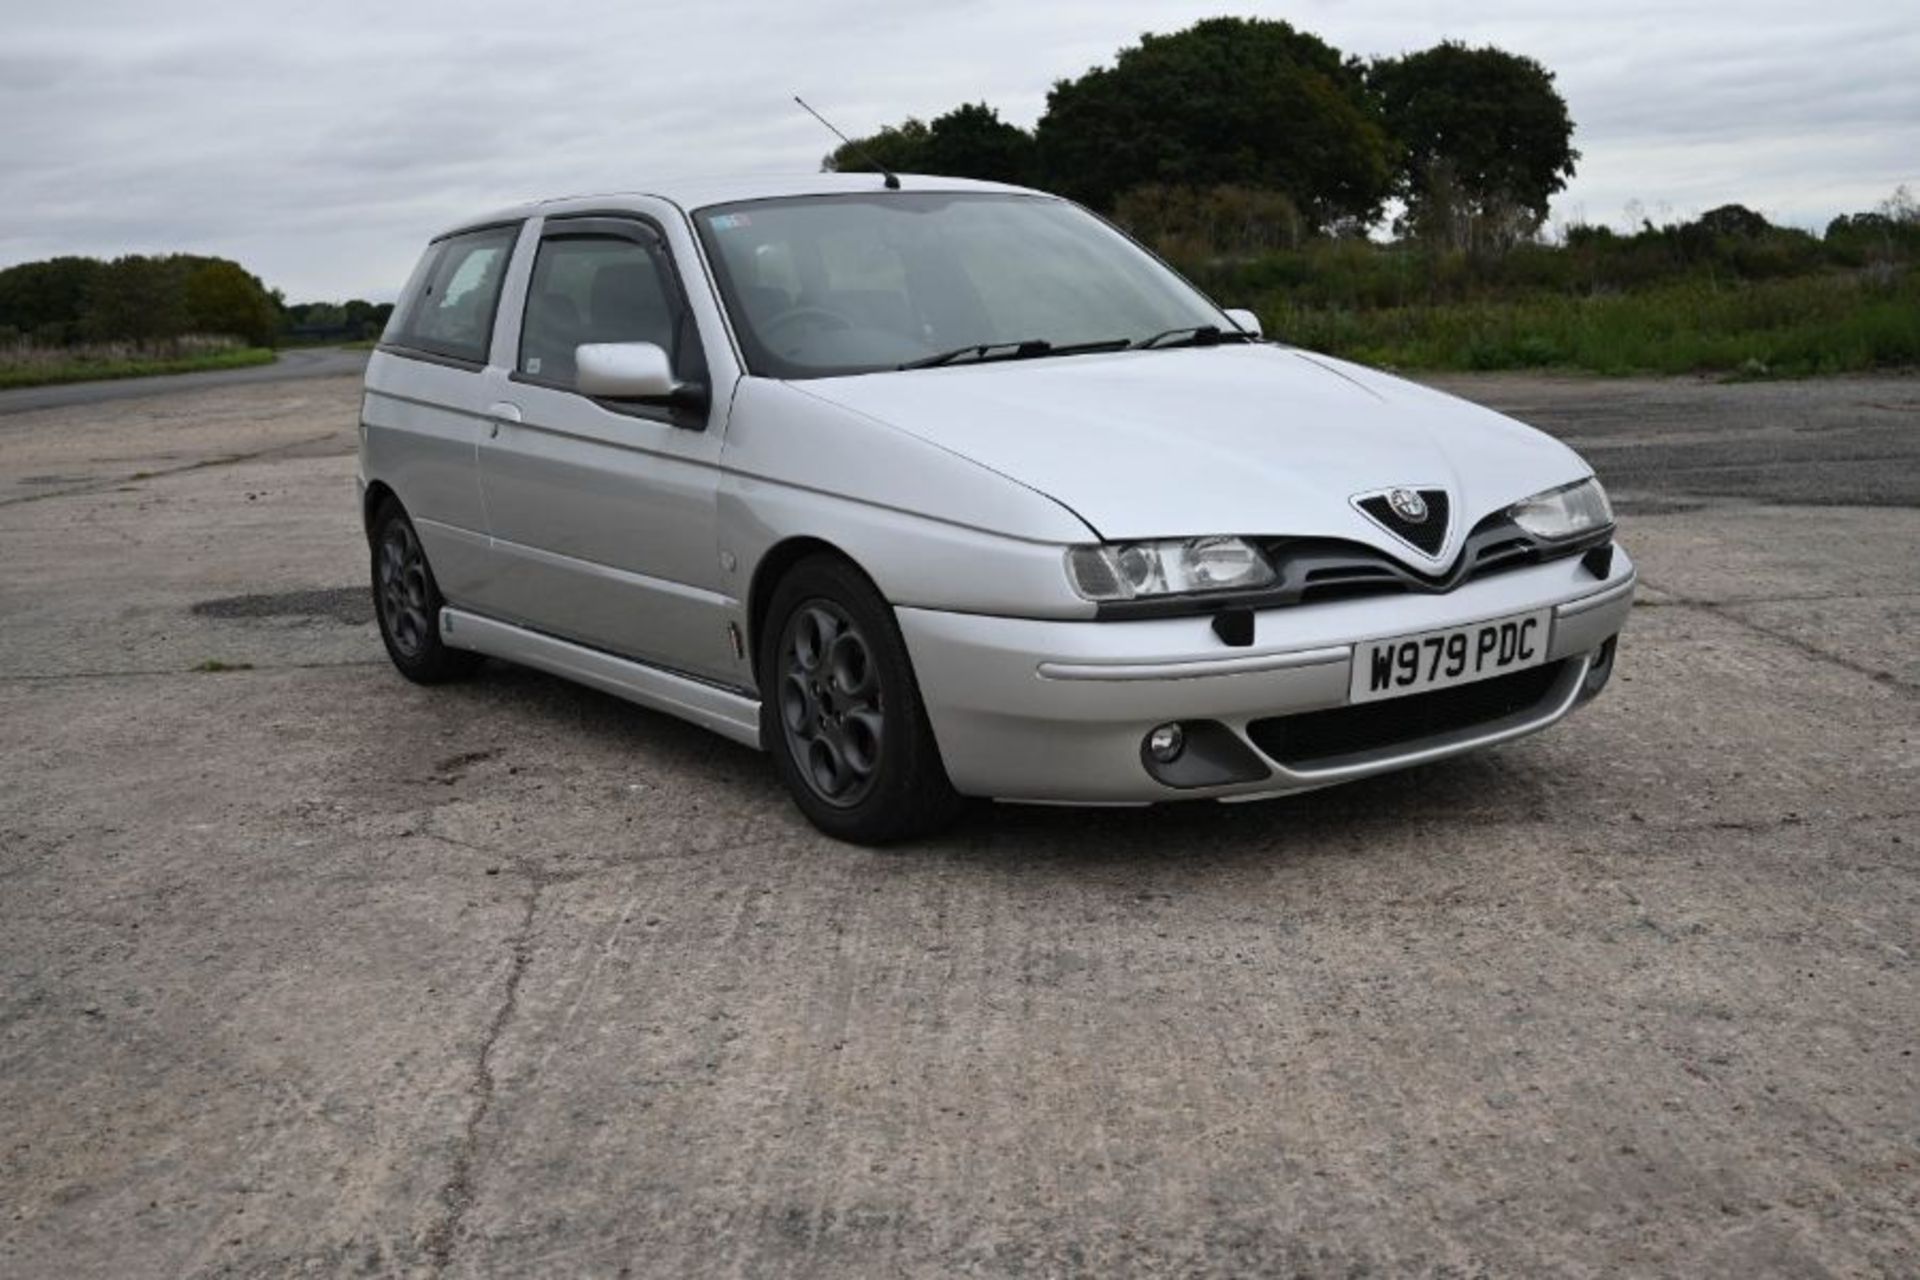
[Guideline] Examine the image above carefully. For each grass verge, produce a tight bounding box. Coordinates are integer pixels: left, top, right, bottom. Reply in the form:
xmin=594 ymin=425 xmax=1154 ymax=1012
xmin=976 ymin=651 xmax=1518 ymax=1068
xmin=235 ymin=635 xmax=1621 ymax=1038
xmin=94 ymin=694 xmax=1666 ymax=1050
xmin=1255 ymin=272 xmax=1920 ymax=377
xmin=0 ymin=347 xmax=277 ymax=391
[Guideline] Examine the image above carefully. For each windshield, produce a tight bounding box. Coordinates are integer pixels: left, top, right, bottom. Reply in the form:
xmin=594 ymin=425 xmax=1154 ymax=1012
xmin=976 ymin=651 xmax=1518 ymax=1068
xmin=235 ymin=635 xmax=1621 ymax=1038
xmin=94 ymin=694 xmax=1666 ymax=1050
xmin=693 ymin=192 xmax=1229 ymax=378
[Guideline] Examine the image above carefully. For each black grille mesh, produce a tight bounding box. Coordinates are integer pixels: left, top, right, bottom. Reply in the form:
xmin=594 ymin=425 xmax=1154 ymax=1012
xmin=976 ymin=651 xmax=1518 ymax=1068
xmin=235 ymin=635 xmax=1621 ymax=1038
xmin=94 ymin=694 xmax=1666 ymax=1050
xmin=1246 ymin=660 xmax=1567 ymax=768
xmin=1357 ymin=489 xmax=1450 ymax=555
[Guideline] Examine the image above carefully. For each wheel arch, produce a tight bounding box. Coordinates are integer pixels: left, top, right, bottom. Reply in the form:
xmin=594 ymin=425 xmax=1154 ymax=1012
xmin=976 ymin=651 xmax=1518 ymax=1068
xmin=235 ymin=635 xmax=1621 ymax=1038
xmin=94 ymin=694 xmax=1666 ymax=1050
xmin=362 ymin=479 xmax=400 ymax=539
xmin=746 ymin=536 xmax=881 ymax=682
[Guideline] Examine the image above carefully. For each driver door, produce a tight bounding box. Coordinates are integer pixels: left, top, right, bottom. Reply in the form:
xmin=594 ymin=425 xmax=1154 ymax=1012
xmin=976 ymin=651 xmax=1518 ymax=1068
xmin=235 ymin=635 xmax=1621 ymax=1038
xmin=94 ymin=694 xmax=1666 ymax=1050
xmin=475 ymin=215 xmax=735 ymax=683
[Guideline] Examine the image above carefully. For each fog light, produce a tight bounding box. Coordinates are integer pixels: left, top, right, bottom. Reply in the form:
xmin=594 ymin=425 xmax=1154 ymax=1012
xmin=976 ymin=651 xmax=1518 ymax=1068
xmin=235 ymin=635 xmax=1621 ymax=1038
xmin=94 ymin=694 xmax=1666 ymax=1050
xmin=1146 ymin=723 xmax=1185 ymax=763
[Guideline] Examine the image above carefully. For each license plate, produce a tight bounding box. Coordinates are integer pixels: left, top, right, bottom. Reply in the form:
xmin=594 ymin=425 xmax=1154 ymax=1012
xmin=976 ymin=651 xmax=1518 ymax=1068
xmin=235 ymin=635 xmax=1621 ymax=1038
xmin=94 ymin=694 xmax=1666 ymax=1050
xmin=1349 ymin=608 xmax=1552 ymax=704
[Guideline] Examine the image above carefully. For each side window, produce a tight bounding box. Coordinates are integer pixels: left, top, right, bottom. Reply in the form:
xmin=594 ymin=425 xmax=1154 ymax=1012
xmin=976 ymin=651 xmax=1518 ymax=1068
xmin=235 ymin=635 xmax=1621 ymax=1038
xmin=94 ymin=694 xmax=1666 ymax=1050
xmin=517 ymin=230 xmax=702 ymax=393
xmin=386 ymin=225 xmax=518 ymax=365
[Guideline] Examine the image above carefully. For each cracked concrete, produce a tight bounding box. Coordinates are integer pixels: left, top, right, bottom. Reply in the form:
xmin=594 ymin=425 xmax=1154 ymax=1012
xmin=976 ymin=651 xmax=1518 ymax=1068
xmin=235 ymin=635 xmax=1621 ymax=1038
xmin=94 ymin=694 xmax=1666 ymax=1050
xmin=1 ymin=370 xmax=1916 ymax=1277
xmin=421 ymin=872 xmax=543 ymax=1276
xmin=1640 ymin=593 xmax=1920 ymax=694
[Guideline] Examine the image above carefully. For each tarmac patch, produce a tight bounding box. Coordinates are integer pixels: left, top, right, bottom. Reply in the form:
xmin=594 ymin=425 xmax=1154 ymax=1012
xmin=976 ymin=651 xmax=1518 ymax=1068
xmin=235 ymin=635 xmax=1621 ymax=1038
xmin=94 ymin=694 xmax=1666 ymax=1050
xmin=192 ymin=586 xmax=372 ymax=625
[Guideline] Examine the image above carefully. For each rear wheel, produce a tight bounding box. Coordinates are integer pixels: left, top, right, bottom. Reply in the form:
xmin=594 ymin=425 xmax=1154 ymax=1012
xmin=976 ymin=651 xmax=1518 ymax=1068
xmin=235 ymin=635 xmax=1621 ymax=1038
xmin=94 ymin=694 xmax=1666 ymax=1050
xmin=370 ymin=498 xmax=480 ymax=684
xmin=761 ymin=556 xmax=965 ymax=844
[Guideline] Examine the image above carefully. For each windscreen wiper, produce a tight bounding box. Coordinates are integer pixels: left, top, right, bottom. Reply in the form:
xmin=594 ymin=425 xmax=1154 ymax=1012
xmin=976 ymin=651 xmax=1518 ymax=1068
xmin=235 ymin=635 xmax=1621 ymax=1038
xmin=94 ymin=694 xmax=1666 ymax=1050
xmin=1131 ymin=324 xmax=1258 ymax=350
xmin=898 ymin=337 xmax=1132 ymax=371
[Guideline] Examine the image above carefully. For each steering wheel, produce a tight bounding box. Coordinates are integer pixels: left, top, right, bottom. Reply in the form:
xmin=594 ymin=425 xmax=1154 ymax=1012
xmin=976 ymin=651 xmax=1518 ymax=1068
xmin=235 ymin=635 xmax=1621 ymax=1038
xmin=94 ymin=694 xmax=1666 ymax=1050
xmin=763 ymin=305 xmax=855 ymax=351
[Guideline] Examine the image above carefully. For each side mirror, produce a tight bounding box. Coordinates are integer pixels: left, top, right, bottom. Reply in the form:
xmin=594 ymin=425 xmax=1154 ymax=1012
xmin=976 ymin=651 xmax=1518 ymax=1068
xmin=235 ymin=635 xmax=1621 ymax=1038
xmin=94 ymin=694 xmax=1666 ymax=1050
xmin=575 ymin=341 xmax=678 ymax=399
xmin=1223 ymin=308 xmax=1264 ymax=339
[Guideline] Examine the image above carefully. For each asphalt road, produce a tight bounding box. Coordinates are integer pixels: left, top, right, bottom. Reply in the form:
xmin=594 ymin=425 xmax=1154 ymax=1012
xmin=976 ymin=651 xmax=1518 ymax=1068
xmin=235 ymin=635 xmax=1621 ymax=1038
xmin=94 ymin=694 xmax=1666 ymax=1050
xmin=0 ymin=345 xmax=368 ymax=418
xmin=1 ymin=370 xmax=1915 ymax=1277
xmin=1425 ymin=372 xmax=1920 ymax=510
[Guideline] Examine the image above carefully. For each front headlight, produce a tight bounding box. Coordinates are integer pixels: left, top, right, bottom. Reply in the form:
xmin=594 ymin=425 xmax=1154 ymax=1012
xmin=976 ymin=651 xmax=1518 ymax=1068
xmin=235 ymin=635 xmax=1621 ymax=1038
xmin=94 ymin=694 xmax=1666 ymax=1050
xmin=1507 ymin=477 xmax=1613 ymax=542
xmin=1065 ymin=535 xmax=1276 ymax=602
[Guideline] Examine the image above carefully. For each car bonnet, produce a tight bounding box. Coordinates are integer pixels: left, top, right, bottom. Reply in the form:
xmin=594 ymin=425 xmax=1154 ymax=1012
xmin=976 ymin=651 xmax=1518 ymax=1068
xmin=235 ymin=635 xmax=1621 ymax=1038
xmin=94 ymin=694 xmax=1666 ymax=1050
xmin=793 ymin=344 xmax=1589 ymax=568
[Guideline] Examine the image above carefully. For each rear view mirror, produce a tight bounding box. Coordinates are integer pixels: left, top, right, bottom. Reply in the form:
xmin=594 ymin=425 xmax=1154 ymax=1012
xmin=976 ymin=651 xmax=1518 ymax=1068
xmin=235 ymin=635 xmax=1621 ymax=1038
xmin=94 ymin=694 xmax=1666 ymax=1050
xmin=575 ymin=342 xmax=677 ymax=399
xmin=1223 ymin=308 xmax=1263 ymax=338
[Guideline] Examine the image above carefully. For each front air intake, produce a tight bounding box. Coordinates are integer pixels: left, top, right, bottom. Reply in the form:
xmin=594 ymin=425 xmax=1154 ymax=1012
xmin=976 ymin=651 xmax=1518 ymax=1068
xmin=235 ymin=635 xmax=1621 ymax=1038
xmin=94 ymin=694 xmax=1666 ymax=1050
xmin=1246 ymin=660 xmax=1569 ymax=768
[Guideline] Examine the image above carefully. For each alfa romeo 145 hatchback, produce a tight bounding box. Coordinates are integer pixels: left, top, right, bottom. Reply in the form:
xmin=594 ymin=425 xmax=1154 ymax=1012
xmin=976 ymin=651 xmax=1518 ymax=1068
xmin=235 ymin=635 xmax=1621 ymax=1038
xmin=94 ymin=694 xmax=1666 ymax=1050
xmin=359 ymin=172 xmax=1633 ymax=843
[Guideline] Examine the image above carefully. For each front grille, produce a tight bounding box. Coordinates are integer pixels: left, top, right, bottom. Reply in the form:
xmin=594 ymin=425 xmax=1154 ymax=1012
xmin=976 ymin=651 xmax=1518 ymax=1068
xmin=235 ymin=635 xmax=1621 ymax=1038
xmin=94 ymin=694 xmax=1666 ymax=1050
xmin=1091 ymin=517 xmax=1612 ymax=620
xmin=1246 ymin=660 xmax=1570 ymax=769
xmin=1469 ymin=536 xmax=1535 ymax=579
xmin=1258 ymin=521 xmax=1576 ymax=608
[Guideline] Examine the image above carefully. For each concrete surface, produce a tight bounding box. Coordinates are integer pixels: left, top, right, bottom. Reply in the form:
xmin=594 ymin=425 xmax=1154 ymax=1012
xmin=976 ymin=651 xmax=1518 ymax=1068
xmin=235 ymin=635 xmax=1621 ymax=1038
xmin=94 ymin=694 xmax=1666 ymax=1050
xmin=0 ymin=370 xmax=1914 ymax=1278
xmin=0 ymin=345 xmax=368 ymax=418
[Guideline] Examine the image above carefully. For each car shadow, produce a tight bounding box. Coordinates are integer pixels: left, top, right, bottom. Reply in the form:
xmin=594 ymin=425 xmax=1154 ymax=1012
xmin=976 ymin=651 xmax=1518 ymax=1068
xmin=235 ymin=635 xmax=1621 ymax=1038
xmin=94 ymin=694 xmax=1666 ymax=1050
xmin=931 ymin=754 xmax=1518 ymax=870
xmin=434 ymin=656 xmax=1545 ymax=875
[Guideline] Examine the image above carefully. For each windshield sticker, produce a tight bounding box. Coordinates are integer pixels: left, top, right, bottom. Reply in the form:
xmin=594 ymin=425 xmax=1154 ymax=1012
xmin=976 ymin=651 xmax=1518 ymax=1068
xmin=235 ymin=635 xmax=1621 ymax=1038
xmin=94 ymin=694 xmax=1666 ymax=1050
xmin=710 ymin=213 xmax=752 ymax=230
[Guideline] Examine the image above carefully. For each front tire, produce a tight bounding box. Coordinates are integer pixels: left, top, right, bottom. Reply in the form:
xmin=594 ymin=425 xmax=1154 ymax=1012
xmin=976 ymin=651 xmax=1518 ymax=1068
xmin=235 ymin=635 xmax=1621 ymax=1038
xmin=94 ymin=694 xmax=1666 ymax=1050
xmin=760 ymin=556 xmax=965 ymax=844
xmin=370 ymin=498 xmax=480 ymax=685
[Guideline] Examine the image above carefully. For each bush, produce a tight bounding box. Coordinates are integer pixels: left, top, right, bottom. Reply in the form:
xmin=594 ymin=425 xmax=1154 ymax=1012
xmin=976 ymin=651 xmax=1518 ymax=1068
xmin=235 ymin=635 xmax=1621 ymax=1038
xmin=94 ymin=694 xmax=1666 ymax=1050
xmin=0 ymin=253 xmax=281 ymax=349
xmin=1258 ymin=271 xmax=1920 ymax=376
xmin=1113 ymin=185 xmax=1306 ymax=272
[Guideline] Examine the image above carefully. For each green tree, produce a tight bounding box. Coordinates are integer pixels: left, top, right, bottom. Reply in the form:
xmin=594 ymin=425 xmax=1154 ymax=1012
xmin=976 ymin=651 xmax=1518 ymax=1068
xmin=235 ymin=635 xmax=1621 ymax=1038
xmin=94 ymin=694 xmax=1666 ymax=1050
xmin=920 ymin=103 xmax=1037 ymax=185
xmin=301 ymin=302 xmax=348 ymax=330
xmin=1369 ymin=42 xmax=1578 ymax=250
xmin=0 ymin=256 xmax=106 ymax=343
xmin=82 ymin=256 xmax=188 ymax=343
xmin=0 ymin=252 xmax=283 ymax=347
xmin=1034 ymin=17 xmax=1393 ymax=226
xmin=184 ymin=259 xmax=280 ymax=346
xmin=1826 ymin=200 xmax=1920 ymax=268
xmin=341 ymin=298 xmax=380 ymax=339
xmin=1691 ymin=204 xmax=1770 ymax=239
xmin=823 ymin=118 xmax=931 ymax=176
xmin=824 ymin=104 xmax=1036 ymax=184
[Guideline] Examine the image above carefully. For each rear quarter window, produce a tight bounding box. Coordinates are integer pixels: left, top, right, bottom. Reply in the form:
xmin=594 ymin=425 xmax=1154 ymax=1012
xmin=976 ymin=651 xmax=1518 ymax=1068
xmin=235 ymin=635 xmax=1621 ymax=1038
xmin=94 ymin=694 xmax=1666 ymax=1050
xmin=383 ymin=225 xmax=519 ymax=366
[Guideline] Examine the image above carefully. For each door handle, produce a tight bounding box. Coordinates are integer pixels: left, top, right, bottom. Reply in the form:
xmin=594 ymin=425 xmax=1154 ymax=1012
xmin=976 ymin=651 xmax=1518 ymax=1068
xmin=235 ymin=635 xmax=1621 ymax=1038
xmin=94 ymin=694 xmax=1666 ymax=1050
xmin=485 ymin=401 xmax=522 ymax=438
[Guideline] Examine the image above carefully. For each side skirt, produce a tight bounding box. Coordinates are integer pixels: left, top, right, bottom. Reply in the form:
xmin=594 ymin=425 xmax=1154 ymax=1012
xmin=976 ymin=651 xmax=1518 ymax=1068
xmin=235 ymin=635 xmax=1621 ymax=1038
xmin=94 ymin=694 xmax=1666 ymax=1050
xmin=439 ymin=608 xmax=763 ymax=750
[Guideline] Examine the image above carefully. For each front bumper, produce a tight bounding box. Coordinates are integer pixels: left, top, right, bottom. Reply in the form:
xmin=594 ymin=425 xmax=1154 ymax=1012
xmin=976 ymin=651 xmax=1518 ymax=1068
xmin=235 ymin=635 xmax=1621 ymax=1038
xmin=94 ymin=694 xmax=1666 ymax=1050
xmin=898 ymin=548 xmax=1635 ymax=803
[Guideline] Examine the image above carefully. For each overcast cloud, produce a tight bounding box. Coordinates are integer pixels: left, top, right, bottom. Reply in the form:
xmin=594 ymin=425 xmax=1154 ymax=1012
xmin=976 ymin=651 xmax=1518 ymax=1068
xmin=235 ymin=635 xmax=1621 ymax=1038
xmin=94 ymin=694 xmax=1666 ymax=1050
xmin=4 ymin=0 xmax=1915 ymax=301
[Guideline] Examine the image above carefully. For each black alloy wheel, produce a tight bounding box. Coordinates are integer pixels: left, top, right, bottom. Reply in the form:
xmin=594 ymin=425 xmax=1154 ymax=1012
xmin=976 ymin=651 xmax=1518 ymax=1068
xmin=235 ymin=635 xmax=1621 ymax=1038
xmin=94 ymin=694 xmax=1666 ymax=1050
xmin=377 ymin=518 xmax=433 ymax=661
xmin=759 ymin=555 xmax=964 ymax=843
xmin=369 ymin=498 xmax=479 ymax=684
xmin=776 ymin=600 xmax=886 ymax=807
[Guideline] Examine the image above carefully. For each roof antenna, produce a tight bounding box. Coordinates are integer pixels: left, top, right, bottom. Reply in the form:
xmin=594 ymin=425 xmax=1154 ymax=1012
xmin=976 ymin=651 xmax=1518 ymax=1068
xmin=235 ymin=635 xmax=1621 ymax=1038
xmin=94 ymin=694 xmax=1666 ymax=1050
xmin=794 ymin=96 xmax=901 ymax=190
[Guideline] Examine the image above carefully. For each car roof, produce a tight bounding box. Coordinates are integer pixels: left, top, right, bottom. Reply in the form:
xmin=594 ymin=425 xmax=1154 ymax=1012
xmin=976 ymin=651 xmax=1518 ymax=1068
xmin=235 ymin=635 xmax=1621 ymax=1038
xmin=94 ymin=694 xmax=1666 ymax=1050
xmin=441 ymin=172 xmax=1047 ymax=237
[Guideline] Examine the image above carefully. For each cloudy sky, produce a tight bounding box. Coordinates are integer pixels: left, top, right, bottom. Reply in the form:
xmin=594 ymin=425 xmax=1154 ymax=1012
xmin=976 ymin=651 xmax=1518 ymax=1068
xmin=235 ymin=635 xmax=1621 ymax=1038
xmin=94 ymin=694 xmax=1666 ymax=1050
xmin=4 ymin=0 xmax=1915 ymax=301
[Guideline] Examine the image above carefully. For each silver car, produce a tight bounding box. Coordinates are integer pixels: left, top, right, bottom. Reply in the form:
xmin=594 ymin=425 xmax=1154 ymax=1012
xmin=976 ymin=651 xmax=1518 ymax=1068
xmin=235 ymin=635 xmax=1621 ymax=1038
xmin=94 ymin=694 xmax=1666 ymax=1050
xmin=359 ymin=173 xmax=1633 ymax=843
